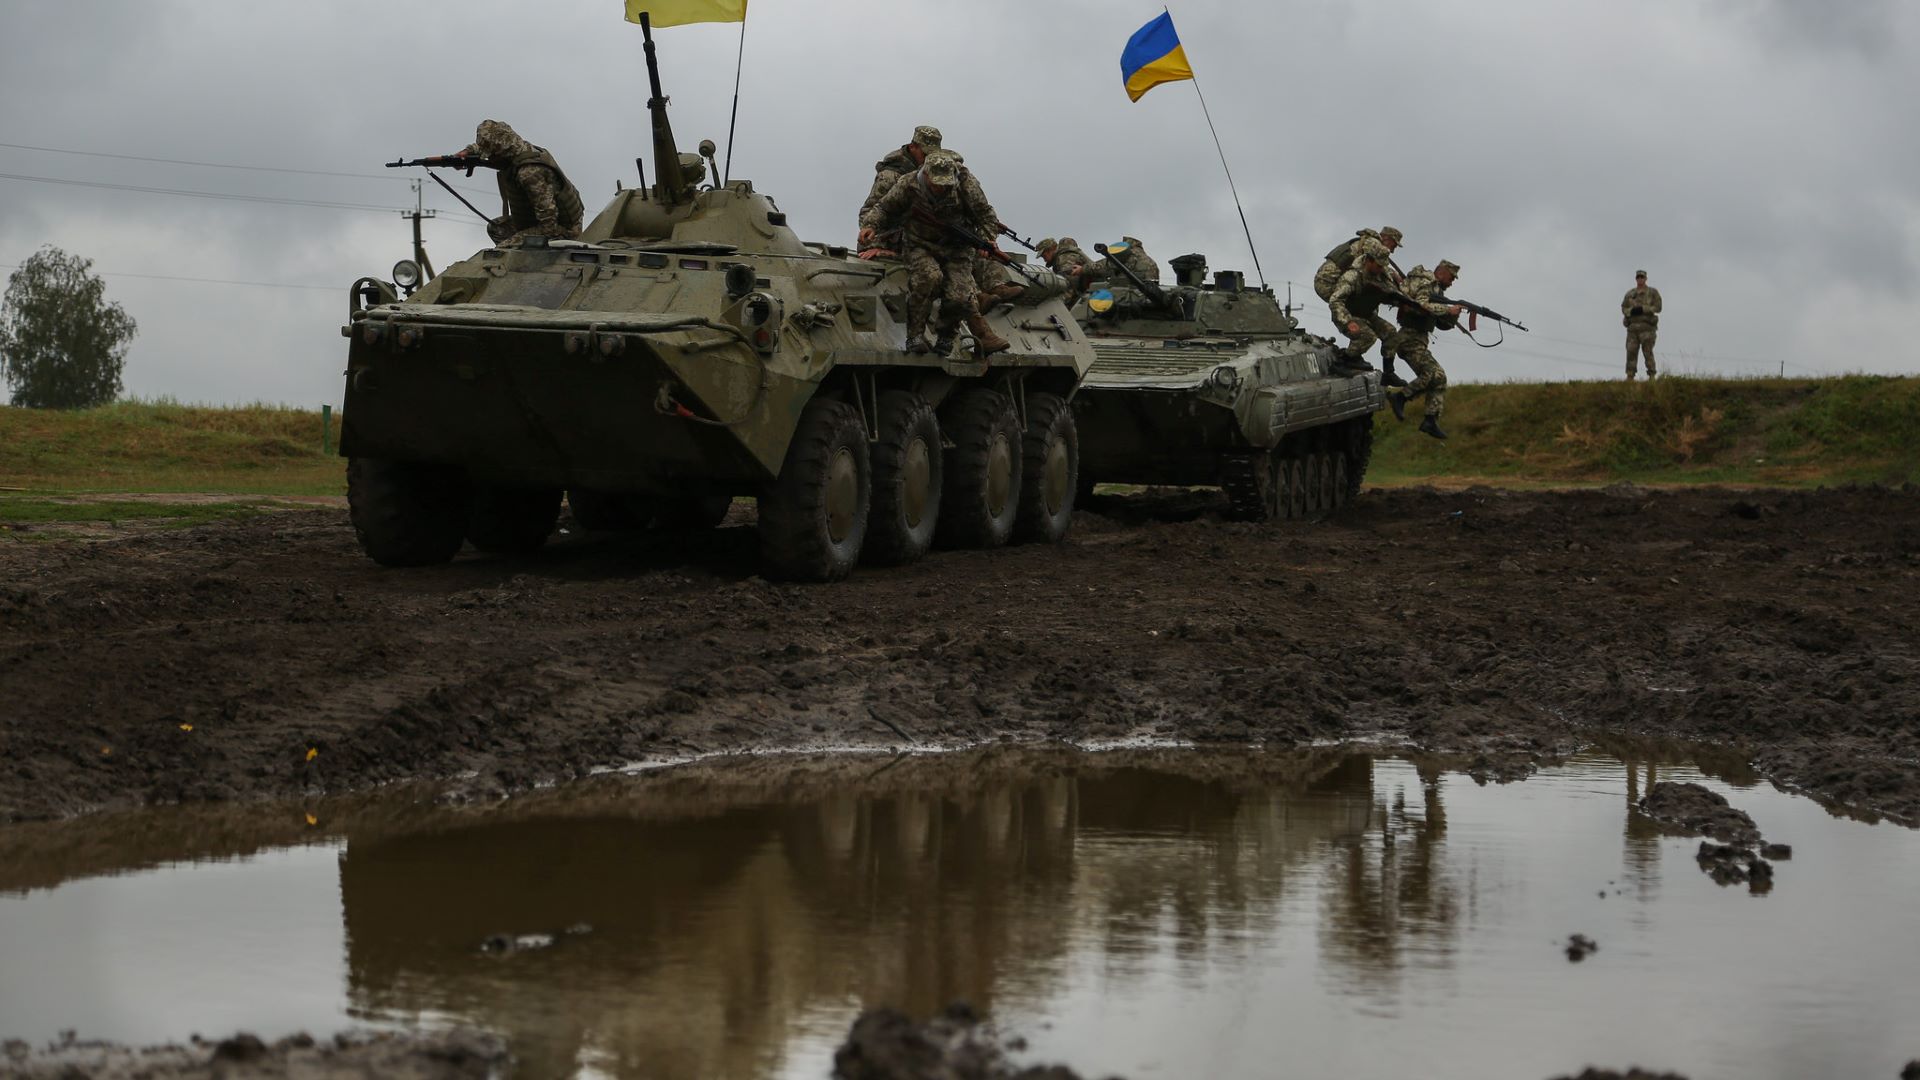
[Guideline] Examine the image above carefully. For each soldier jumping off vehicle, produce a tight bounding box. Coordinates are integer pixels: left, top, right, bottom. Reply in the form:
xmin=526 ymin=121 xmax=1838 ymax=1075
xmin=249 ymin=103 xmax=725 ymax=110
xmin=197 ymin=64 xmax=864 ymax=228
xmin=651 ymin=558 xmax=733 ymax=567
xmin=1386 ymin=259 xmax=1465 ymax=441
xmin=857 ymin=125 xmax=943 ymax=253
xmin=1328 ymin=250 xmax=1398 ymax=377
xmin=1316 ymin=226 xmax=1405 ymax=382
xmin=859 ymin=150 xmax=1010 ymax=357
xmin=439 ymin=120 xmax=584 ymax=246
xmin=1622 ymin=269 xmax=1662 ymax=380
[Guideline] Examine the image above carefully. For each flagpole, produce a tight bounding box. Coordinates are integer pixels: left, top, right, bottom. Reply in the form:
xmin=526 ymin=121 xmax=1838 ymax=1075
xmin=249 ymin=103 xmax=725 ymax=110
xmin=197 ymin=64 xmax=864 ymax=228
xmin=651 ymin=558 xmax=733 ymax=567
xmin=722 ymin=9 xmax=748 ymax=183
xmin=1169 ymin=7 xmax=1266 ymax=290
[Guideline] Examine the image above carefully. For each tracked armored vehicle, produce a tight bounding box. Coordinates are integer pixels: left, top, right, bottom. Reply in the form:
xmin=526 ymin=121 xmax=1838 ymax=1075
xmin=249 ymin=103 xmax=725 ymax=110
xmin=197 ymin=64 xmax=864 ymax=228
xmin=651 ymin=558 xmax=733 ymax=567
xmin=1071 ymin=252 xmax=1385 ymax=521
xmin=339 ymin=20 xmax=1094 ymax=581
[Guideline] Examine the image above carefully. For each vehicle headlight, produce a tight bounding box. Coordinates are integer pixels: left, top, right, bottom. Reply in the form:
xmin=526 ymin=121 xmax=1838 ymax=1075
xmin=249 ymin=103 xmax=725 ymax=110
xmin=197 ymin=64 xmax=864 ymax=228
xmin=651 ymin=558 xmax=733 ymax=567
xmin=391 ymin=260 xmax=422 ymax=289
xmin=1211 ymin=365 xmax=1242 ymax=390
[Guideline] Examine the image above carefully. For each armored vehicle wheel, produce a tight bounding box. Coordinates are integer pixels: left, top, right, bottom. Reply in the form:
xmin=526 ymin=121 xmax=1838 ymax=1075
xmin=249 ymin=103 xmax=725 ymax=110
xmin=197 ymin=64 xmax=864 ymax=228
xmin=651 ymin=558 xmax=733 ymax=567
xmin=1331 ymin=455 xmax=1351 ymax=509
xmin=1013 ymin=391 xmax=1078 ymax=544
xmin=1287 ymin=458 xmax=1309 ymax=521
xmin=865 ymin=391 xmax=944 ymax=566
xmin=347 ymin=457 xmax=469 ymax=567
xmin=468 ymin=486 xmax=563 ymax=554
xmin=760 ymin=398 xmax=871 ymax=582
xmin=937 ymin=388 xmax=1024 ymax=549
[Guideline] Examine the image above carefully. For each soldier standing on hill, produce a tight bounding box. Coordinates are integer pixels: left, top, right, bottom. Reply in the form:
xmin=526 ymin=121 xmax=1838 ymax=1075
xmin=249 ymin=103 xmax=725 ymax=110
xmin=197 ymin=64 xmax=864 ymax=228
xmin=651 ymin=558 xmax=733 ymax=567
xmin=453 ymin=120 xmax=584 ymax=245
xmin=860 ymin=150 xmax=1010 ymax=357
xmin=1386 ymin=259 xmax=1465 ymax=441
xmin=1328 ymin=250 xmax=1398 ymax=377
xmin=1622 ymin=269 xmax=1663 ymax=380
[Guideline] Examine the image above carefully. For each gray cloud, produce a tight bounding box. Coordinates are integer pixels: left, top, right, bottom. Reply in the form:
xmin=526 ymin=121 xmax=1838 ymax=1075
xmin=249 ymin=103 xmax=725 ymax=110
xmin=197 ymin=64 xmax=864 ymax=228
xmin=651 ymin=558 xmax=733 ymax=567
xmin=2 ymin=0 xmax=1914 ymax=406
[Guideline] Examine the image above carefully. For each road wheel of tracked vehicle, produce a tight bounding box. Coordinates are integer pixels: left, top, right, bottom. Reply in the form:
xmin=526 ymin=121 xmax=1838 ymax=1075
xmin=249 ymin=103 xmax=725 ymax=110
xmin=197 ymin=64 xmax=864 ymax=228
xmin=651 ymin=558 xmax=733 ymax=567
xmin=760 ymin=398 xmax=871 ymax=581
xmin=1343 ymin=416 xmax=1375 ymax=501
xmin=1304 ymin=455 xmax=1328 ymax=516
xmin=1287 ymin=458 xmax=1309 ymax=521
xmin=347 ymin=457 xmax=470 ymax=567
xmin=865 ymin=391 xmax=944 ymax=566
xmin=468 ymin=486 xmax=563 ymax=554
xmin=1319 ymin=454 xmax=1341 ymax=512
xmin=1331 ymin=454 xmax=1351 ymax=509
xmin=936 ymin=387 xmax=1023 ymax=549
xmin=1267 ymin=453 xmax=1290 ymax=521
xmin=1014 ymin=391 xmax=1078 ymax=544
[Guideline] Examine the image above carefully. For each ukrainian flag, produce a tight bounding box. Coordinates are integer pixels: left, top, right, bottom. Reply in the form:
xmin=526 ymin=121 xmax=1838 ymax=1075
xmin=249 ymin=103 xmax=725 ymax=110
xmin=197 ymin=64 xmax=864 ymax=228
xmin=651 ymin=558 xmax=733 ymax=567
xmin=624 ymin=0 xmax=747 ymax=28
xmin=1120 ymin=12 xmax=1193 ymax=102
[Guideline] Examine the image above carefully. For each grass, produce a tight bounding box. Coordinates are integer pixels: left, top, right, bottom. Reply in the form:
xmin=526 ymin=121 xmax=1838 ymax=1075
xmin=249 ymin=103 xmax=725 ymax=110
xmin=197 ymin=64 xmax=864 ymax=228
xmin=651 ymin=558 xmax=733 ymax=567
xmin=0 ymin=496 xmax=279 ymax=529
xmin=2 ymin=378 xmax=1916 ymax=502
xmin=0 ymin=398 xmax=344 ymax=495
xmin=1368 ymin=375 xmax=1920 ymax=488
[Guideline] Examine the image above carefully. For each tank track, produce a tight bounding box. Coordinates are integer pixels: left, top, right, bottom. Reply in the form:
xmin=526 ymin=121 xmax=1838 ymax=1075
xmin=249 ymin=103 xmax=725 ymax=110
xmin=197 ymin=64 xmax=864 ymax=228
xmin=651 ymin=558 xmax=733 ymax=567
xmin=1222 ymin=417 xmax=1374 ymax=522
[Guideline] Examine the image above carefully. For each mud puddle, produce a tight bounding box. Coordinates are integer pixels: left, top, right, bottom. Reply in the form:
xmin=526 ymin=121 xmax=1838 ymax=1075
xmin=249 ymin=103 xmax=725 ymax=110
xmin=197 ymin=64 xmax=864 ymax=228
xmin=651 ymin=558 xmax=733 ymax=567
xmin=1 ymin=748 xmax=1915 ymax=1079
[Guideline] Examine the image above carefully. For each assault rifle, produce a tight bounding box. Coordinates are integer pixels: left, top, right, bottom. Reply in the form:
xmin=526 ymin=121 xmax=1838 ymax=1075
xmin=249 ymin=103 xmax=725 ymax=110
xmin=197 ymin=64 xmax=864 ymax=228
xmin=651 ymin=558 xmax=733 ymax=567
xmin=911 ymin=211 xmax=1048 ymax=288
xmin=1386 ymin=284 xmax=1529 ymax=346
xmin=386 ymin=156 xmax=494 ymax=223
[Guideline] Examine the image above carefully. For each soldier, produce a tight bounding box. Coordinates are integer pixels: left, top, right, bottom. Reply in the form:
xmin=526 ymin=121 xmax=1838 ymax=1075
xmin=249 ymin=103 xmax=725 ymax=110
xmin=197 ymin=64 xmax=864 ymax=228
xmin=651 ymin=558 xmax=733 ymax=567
xmin=1091 ymin=236 xmax=1161 ymax=285
xmin=857 ymin=125 xmax=943 ymax=251
xmin=1386 ymin=259 xmax=1465 ymax=441
xmin=1313 ymin=226 xmax=1403 ymax=303
xmin=1038 ymin=237 xmax=1094 ymax=298
xmin=860 ymin=151 xmax=1010 ymax=356
xmin=457 ymin=120 xmax=584 ymax=245
xmin=972 ymin=253 xmax=1025 ymax=313
xmin=1622 ymin=269 xmax=1663 ymax=380
xmin=1327 ymin=250 xmax=1398 ymax=377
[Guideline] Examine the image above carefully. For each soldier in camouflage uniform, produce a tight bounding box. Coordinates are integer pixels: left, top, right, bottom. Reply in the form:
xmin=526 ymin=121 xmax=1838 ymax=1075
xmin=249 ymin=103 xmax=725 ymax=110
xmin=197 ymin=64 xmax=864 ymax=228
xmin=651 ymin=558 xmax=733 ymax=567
xmin=1090 ymin=236 xmax=1160 ymax=285
xmin=860 ymin=151 xmax=1010 ymax=356
xmin=1313 ymin=226 xmax=1403 ymax=302
xmin=1038 ymin=237 xmax=1093 ymax=298
xmin=1327 ymin=250 xmax=1398 ymax=376
xmin=856 ymin=125 xmax=942 ymax=252
xmin=1622 ymin=269 xmax=1662 ymax=380
xmin=1385 ymin=259 xmax=1465 ymax=441
xmin=458 ymin=120 xmax=584 ymax=246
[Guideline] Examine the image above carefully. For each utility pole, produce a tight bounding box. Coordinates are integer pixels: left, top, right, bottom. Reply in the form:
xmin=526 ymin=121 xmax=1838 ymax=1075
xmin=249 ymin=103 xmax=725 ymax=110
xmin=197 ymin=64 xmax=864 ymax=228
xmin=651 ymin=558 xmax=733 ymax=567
xmin=402 ymin=180 xmax=438 ymax=281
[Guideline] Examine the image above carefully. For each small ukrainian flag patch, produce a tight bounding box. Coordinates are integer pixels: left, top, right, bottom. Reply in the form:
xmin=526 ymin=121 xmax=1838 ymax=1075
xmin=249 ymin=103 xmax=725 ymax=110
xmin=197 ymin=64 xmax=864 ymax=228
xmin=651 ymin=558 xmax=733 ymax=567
xmin=1088 ymin=289 xmax=1117 ymax=314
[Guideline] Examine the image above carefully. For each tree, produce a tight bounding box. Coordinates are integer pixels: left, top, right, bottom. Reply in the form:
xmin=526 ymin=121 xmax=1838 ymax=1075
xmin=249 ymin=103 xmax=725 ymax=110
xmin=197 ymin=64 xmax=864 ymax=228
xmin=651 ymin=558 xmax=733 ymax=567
xmin=0 ymin=246 xmax=137 ymax=409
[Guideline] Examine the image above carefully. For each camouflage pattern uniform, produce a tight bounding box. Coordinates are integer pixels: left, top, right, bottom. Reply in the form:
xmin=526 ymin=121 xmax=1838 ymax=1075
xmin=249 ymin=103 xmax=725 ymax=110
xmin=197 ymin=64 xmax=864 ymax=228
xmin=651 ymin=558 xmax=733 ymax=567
xmin=1042 ymin=237 xmax=1092 ymax=278
xmin=860 ymin=152 xmax=1005 ymax=350
xmin=1390 ymin=262 xmax=1460 ymax=420
xmin=463 ymin=120 xmax=583 ymax=245
xmin=1313 ymin=226 xmax=1402 ymax=302
xmin=1622 ymin=273 xmax=1662 ymax=378
xmin=1091 ymin=237 xmax=1160 ymax=285
xmin=858 ymin=125 xmax=942 ymax=250
xmin=1328 ymin=263 xmax=1396 ymax=364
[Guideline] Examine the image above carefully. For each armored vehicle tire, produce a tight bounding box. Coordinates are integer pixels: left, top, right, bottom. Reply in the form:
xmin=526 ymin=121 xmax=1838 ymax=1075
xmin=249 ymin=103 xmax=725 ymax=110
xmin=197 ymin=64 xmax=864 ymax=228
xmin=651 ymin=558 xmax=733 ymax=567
xmin=468 ymin=486 xmax=563 ymax=554
xmin=1013 ymin=391 xmax=1078 ymax=545
xmin=936 ymin=387 xmax=1023 ymax=550
xmin=760 ymin=398 xmax=871 ymax=582
xmin=864 ymin=391 xmax=944 ymax=566
xmin=347 ymin=457 xmax=470 ymax=567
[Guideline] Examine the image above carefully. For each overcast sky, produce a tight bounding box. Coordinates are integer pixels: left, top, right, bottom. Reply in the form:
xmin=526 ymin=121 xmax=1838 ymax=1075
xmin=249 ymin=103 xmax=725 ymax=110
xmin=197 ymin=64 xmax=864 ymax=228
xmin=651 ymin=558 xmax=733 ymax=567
xmin=2 ymin=0 xmax=1914 ymax=406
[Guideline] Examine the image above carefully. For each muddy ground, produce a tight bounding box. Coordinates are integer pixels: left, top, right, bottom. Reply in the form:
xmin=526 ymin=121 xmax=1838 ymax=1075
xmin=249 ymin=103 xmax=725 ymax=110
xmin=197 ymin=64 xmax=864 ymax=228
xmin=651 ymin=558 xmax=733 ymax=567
xmin=1 ymin=484 xmax=1917 ymax=826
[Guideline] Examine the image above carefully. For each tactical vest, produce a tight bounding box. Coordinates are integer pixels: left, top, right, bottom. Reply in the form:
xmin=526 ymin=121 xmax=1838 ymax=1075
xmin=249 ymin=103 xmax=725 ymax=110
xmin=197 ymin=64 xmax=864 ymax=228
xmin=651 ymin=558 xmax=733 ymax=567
xmin=1322 ymin=231 xmax=1376 ymax=271
xmin=901 ymin=173 xmax=977 ymax=250
xmin=1398 ymin=274 xmax=1449 ymax=332
xmin=497 ymin=146 xmax=584 ymax=236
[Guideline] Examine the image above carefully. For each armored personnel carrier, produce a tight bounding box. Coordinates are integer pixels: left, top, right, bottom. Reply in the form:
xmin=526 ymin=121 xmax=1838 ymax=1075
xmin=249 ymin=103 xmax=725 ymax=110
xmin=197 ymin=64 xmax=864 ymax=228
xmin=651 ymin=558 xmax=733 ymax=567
xmin=338 ymin=19 xmax=1094 ymax=581
xmin=1071 ymin=251 xmax=1384 ymax=521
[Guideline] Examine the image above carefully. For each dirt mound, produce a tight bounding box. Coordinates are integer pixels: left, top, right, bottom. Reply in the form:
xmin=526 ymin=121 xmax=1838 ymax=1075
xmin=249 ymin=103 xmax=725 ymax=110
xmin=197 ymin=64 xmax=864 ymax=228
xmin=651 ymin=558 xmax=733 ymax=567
xmin=832 ymin=1005 xmax=1102 ymax=1080
xmin=2 ymin=486 xmax=1918 ymax=825
xmin=1638 ymin=782 xmax=1761 ymax=845
xmin=0 ymin=1029 xmax=505 ymax=1079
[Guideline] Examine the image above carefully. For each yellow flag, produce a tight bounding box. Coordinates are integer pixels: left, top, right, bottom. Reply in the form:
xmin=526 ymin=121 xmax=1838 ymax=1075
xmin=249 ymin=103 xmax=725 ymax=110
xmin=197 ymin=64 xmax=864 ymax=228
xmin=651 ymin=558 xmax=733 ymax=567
xmin=624 ymin=0 xmax=747 ymax=27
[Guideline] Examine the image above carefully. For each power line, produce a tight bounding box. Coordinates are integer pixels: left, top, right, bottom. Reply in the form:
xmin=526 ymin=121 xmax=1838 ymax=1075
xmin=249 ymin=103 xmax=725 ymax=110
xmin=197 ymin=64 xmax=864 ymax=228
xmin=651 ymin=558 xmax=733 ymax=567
xmin=0 ymin=140 xmax=494 ymax=196
xmin=0 ymin=171 xmax=405 ymax=213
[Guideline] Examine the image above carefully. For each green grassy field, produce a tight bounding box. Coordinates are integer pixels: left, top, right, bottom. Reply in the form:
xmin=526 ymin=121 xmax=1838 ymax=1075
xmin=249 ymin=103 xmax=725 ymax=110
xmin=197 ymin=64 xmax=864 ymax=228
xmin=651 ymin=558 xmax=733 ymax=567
xmin=1 ymin=378 xmax=1915 ymax=512
xmin=1369 ymin=375 xmax=1920 ymax=487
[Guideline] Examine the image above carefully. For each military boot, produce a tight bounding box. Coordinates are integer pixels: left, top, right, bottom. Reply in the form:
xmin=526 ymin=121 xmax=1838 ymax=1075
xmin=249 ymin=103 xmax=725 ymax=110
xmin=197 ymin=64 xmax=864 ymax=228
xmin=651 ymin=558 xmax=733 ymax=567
xmin=1419 ymin=415 xmax=1448 ymax=441
xmin=967 ymin=313 xmax=1011 ymax=356
xmin=904 ymin=297 xmax=933 ymax=354
xmin=1388 ymin=392 xmax=1409 ymax=421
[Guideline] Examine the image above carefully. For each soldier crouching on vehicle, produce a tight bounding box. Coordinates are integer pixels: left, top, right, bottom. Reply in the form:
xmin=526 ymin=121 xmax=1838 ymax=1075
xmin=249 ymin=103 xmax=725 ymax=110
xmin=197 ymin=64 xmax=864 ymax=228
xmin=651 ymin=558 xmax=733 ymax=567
xmin=1328 ymin=250 xmax=1398 ymax=377
xmin=857 ymin=125 xmax=943 ymax=253
xmin=1386 ymin=259 xmax=1464 ymax=441
xmin=859 ymin=150 xmax=1010 ymax=357
xmin=1039 ymin=237 xmax=1093 ymax=298
xmin=455 ymin=120 xmax=584 ymax=246
xmin=1090 ymin=236 xmax=1161 ymax=285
